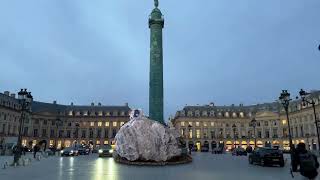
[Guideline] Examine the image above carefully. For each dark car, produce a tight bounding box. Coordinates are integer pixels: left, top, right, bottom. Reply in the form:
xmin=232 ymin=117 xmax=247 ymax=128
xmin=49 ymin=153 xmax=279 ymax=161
xmin=213 ymin=147 xmax=224 ymax=154
xmin=78 ymin=147 xmax=90 ymax=155
xmin=232 ymin=147 xmax=247 ymax=156
xmin=248 ymin=147 xmax=284 ymax=167
xmin=201 ymin=146 xmax=209 ymax=152
xmin=60 ymin=147 xmax=79 ymax=156
xmin=98 ymin=145 xmax=113 ymax=157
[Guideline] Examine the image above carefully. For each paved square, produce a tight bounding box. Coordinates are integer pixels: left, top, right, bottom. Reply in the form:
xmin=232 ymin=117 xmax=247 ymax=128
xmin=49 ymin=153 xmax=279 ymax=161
xmin=1 ymin=153 xmax=316 ymax=180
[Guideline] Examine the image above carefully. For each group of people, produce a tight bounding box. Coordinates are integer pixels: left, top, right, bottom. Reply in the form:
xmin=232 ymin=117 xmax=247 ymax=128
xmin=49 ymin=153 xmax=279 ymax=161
xmin=292 ymin=142 xmax=319 ymax=180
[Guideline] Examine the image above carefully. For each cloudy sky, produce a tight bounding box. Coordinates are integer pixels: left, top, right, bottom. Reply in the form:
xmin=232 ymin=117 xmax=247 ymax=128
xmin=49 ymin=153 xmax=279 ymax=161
xmin=0 ymin=0 xmax=319 ymax=119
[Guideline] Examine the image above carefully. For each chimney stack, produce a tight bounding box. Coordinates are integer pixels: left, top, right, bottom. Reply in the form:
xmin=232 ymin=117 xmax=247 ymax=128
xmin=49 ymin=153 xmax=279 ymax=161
xmin=71 ymin=102 xmax=74 ymax=106
xmin=91 ymin=102 xmax=94 ymax=106
xmin=98 ymin=103 xmax=101 ymax=106
xmin=53 ymin=100 xmax=57 ymax=104
xmin=4 ymin=91 xmax=9 ymax=96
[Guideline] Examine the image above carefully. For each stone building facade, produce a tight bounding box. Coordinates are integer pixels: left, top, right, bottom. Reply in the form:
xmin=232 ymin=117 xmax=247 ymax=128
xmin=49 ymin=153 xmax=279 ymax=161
xmin=172 ymin=91 xmax=320 ymax=151
xmin=0 ymin=90 xmax=131 ymax=149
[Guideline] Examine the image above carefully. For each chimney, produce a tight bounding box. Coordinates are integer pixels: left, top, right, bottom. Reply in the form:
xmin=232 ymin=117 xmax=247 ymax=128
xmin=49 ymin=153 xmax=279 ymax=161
xmin=71 ymin=102 xmax=74 ymax=106
xmin=91 ymin=102 xmax=94 ymax=106
xmin=10 ymin=93 xmax=16 ymax=98
xmin=4 ymin=91 xmax=9 ymax=96
xmin=53 ymin=100 xmax=57 ymax=104
xmin=98 ymin=102 xmax=102 ymax=106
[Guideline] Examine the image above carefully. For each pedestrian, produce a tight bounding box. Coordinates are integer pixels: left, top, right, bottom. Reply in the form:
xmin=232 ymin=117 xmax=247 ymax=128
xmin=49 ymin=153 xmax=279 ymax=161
xmin=293 ymin=142 xmax=319 ymax=180
xmin=33 ymin=144 xmax=39 ymax=158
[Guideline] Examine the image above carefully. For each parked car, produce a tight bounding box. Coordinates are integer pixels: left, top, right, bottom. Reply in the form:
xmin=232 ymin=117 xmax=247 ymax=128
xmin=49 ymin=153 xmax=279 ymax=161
xmin=232 ymin=147 xmax=247 ymax=156
xmin=78 ymin=147 xmax=90 ymax=155
xmin=98 ymin=145 xmax=113 ymax=157
xmin=201 ymin=146 xmax=209 ymax=152
xmin=248 ymin=147 xmax=284 ymax=167
xmin=213 ymin=147 xmax=224 ymax=154
xmin=60 ymin=147 xmax=79 ymax=156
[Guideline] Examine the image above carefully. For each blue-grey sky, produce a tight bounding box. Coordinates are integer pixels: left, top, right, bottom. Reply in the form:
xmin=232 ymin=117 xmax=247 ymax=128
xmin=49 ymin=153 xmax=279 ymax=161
xmin=1 ymin=0 xmax=319 ymax=119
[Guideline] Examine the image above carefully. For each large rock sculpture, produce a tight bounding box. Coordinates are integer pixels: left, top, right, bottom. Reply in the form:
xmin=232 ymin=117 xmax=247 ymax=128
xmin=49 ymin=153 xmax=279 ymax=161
xmin=114 ymin=109 xmax=182 ymax=162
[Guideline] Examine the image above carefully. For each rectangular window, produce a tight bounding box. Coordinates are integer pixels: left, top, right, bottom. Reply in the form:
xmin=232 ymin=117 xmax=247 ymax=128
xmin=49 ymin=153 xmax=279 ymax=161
xmin=98 ymin=122 xmax=102 ymax=127
xmin=67 ymin=130 xmax=71 ymax=138
xmin=104 ymin=140 xmax=109 ymax=145
xmin=210 ymin=122 xmax=214 ymax=127
xmin=81 ymin=130 xmax=86 ymax=138
xmin=203 ymin=122 xmax=207 ymax=127
xmin=42 ymin=129 xmax=47 ymax=137
xmin=112 ymin=129 xmax=117 ymax=138
xmin=59 ymin=130 xmax=64 ymax=138
xmin=97 ymin=129 xmax=101 ymax=138
xmin=196 ymin=122 xmax=200 ymax=126
xmin=90 ymin=122 xmax=95 ymax=126
xmin=105 ymin=122 xmax=110 ymax=127
xmin=113 ymin=122 xmax=117 ymax=127
xmin=189 ymin=130 xmax=193 ymax=139
xmin=33 ymin=129 xmax=38 ymax=137
xmin=50 ymin=129 xmax=55 ymax=138
xmin=96 ymin=140 xmax=100 ymax=145
xmin=180 ymin=121 xmax=185 ymax=126
xmin=89 ymin=130 xmax=93 ymax=138
xmin=196 ymin=129 xmax=201 ymax=138
xmin=181 ymin=129 xmax=185 ymax=136
xmin=23 ymin=127 xmax=28 ymax=136
xmin=104 ymin=129 xmax=109 ymax=138
xmin=120 ymin=122 xmax=125 ymax=126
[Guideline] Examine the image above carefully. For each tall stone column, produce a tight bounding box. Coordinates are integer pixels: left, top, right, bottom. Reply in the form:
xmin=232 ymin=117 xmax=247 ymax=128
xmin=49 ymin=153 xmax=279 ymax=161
xmin=149 ymin=1 xmax=164 ymax=123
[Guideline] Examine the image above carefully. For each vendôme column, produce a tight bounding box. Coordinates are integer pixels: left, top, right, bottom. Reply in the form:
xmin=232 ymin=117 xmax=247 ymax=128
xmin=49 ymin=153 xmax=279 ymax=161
xmin=149 ymin=0 xmax=164 ymax=124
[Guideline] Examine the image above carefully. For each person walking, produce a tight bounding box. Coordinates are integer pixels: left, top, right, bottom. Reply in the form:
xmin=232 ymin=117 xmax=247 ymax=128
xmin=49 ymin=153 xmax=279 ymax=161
xmin=293 ymin=143 xmax=319 ymax=180
xmin=33 ymin=144 xmax=39 ymax=158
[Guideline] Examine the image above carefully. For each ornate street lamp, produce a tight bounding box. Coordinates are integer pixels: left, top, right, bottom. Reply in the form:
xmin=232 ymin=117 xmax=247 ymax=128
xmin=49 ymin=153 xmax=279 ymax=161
xmin=250 ymin=118 xmax=257 ymax=148
xmin=14 ymin=89 xmax=33 ymax=165
xmin=232 ymin=124 xmax=237 ymax=149
xmin=279 ymin=90 xmax=293 ymax=169
xmin=299 ymin=89 xmax=320 ymax=152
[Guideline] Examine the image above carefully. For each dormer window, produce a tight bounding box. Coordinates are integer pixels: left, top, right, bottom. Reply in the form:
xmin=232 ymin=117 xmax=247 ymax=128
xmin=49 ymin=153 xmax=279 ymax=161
xmin=68 ymin=111 xmax=73 ymax=116
xmin=98 ymin=111 xmax=103 ymax=116
xmin=232 ymin=112 xmax=237 ymax=118
xmin=83 ymin=111 xmax=88 ymax=116
xmin=195 ymin=110 xmax=200 ymax=117
xmin=209 ymin=111 xmax=215 ymax=117
xmin=106 ymin=112 xmax=110 ymax=116
xmin=202 ymin=111 xmax=208 ymax=116
xmin=225 ymin=112 xmax=229 ymax=118
xmin=121 ymin=111 xmax=125 ymax=116
xmin=187 ymin=111 xmax=193 ymax=117
xmin=180 ymin=111 xmax=185 ymax=116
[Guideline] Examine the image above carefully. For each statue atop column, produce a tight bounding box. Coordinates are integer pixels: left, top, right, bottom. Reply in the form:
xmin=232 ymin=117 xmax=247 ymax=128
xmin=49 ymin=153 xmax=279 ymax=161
xmin=154 ymin=0 xmax=159 ymax=8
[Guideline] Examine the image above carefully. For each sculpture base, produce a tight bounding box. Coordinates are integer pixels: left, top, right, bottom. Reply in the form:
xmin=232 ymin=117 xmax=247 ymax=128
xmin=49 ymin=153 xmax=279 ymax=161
xmin=113 ymin=153 xmax=192 ymax=166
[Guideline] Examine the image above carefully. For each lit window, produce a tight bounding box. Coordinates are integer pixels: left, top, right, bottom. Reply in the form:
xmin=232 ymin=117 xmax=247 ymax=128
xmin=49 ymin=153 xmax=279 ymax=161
xmin=104 ymin=140 xmax=109 ymax=145
xmin=84 ymin=111 xmax=88 ymax=116
xmin=120 ymin=122 xmax=125 ymax=126
xmin=203 ymin=122 xmax=207 ymax=127
xmin=189 ymin=130 xmax=193 ymax=138
xmin=211 ymin=122 xmax=215 ymax=127
xmin=113 ymin=122 xmax=117 ymax=127
xmin=225 ymin=112 xmax=229 ymax=117
xmin=90 ymin=122 xmax=94 ymax=126
xmin=105 ymin=122 xmax=110 ymax=127
xmin=181 ymin=121 xmax=185 ymax=126
xmin=106 ymin=112 xmax=110 ymax=116
xmin=282 ymin=120 xmax=287 ymax=125
xmin=68 ymin=111 xmax=73 ymax=116
xmin=232 ymin=112 xmax=237 ymax=118
xmin=196 ymin=122 xmax=200 ymax=126
xmin=188 ymin=122 xmax=193 ymax=126
xmin=98 ymin=122 xmax=102 ymax=127
xmin=96 ymin=140 xmax=100 ymax=145
xmin=196 ymin=129 xmax=201 ymax=138
xmin=240 ymin=112 xmax=244 ymax=118
xmin=98 ymin=111 xmax=103 ymax=116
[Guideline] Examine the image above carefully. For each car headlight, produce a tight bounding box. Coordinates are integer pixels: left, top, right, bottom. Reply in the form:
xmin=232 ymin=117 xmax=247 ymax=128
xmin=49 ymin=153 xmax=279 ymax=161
xmin=60 ymin=150 xmax=64 ymax=153
xmin=109 ymin=149 xmax=114 ymax=153
xmin=98 ymin=149 xmax=103 ymax=153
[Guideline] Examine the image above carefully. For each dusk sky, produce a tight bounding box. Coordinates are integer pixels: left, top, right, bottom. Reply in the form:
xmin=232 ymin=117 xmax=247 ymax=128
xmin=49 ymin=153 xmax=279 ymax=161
xmin=1 ymin=0 xmax=319 ymax=119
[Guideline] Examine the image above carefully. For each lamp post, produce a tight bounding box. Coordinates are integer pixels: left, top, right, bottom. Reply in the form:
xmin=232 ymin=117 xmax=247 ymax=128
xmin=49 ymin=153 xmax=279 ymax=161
xmin=250 ymin=118 xmax=257 ymax=148
xmin=55 ymin=118 xmax=62 ymax=151
xmin=279 ymin=90 xmax=293 ymax=168
xmin=232 ymin=124 xmax=237 ymax=149
xmin=299 ymin=89 xmax=320 ymax=152
xmin=13 ymin=89 xmax=33 ymax=165
xmin=188 ymin=124 xmax=192 ymax=154
xmin=305 ymin=133 xmax=310 ymax=150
